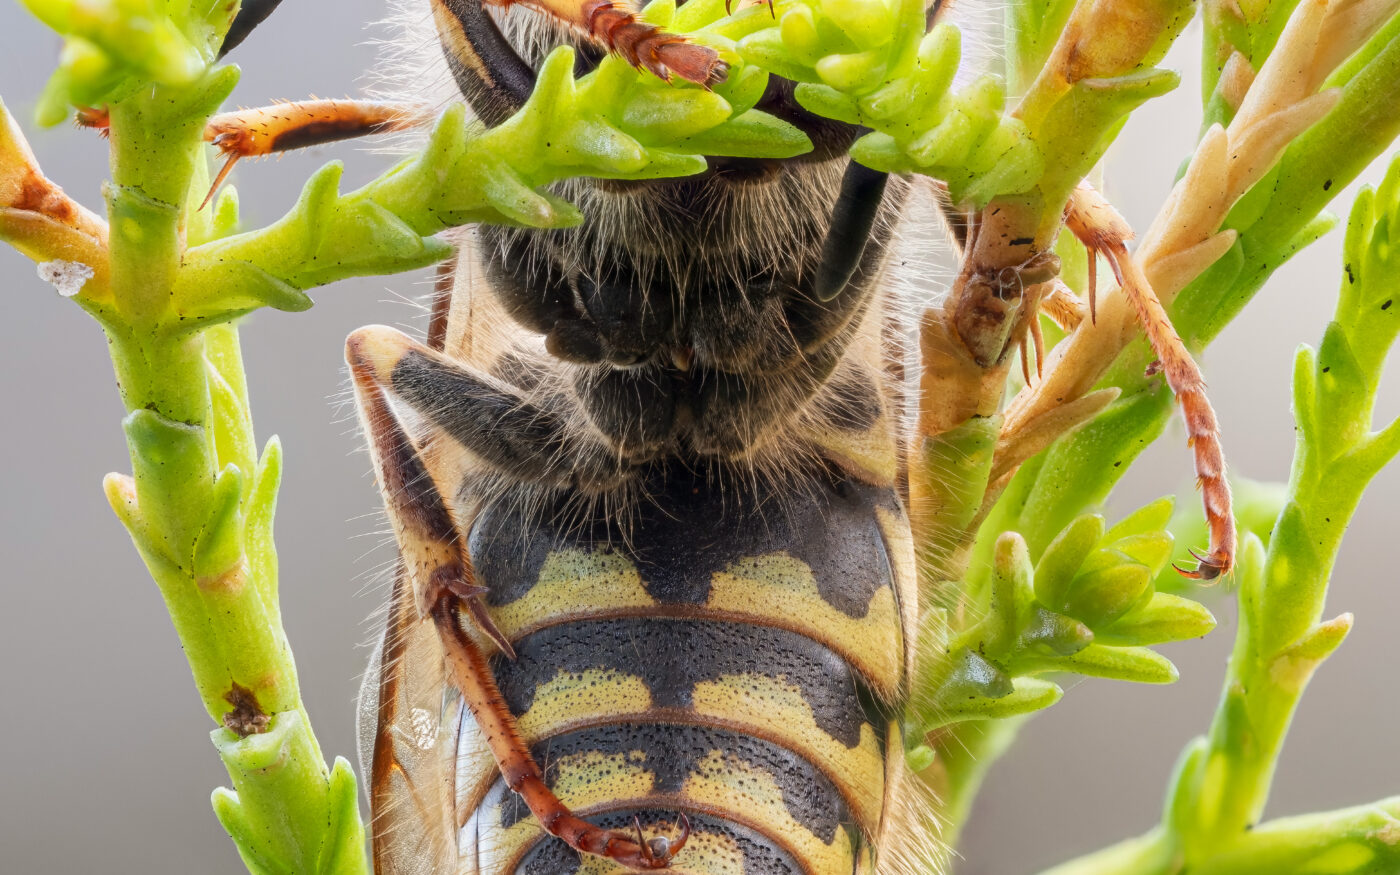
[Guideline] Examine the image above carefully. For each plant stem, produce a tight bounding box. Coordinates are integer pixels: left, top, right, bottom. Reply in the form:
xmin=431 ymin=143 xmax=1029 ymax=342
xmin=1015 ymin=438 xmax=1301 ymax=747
xmin=1041 ymin=154 xmax=1400 ymax=875
xmin=922 ymin=717 xmax=1029 ymax=850
xmin=93 ymin=67 xmax=367 ymax=875
xmin=928 ymin=4 xmax=1400 ymax=852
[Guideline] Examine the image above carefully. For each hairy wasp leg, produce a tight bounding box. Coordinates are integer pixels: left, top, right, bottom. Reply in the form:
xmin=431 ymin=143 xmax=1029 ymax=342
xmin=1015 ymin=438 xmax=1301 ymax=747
xmin=78 ymin=101 xmax=426 ymax=207
xmin=512 ymin=0 xmax=725 ymax=85
xmin=434 ymin=593 xmax=690 ymax=871
xmin=347 ymin=325 xmax=631 ymax=493
xmin=1016 ymin=314 xmax=1045 ymax=385
xmin=200 ymin=100 xmax=425 ymax=208
xmin=74 ymin=106 xmax=110 ymax=134
xmin=352 ymin=349 xmax=503 ymax=871
xmin=1065 ymin=185 xmax=1236 ymax=580
xmin=426 ymin=257 xmax=459 ymax=352
xmin=348 ymin=346 xmax=511 ymax=653
xmin=348 ymin=333 xmax=687 ymax=872
xmin=959 ymin=254 xmax=1063 ymax=365
xmin=219 ymin=0 xmax=286 ymax=57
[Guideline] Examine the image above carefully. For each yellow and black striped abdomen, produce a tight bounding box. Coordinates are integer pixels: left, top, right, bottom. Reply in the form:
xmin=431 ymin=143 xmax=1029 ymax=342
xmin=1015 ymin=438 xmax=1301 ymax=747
xmin=455 ymin=462 xmax=909 ymax=874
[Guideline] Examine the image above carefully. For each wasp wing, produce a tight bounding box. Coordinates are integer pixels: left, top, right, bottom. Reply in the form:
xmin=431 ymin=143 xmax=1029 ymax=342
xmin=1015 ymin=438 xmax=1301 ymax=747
xmin=358 ymin=567 xmax=462 ymax=875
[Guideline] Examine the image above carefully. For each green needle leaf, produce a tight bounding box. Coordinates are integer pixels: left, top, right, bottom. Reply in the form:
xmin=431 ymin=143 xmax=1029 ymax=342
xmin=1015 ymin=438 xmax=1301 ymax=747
xmin=1034 ymin=513 xmax=1105 ymax=610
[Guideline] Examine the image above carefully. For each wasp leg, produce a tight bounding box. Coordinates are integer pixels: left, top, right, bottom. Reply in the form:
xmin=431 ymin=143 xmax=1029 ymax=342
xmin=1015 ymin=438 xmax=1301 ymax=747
xmin=348 ymin=335 xmax=685 ymax=872
xmin=348 ymin=325 xmax=632 ymax=493
xmin=352 ymin=350 xmax=500 ymax=872
xmin=349 ymin=349 xmax=510 ymax=651
xmin=219 ymin=0 xmax=286 ymax=57
xmin=74 ymin=106 xmax=110 ymax=135
xmin=204 ymin=101 xmax=420 ymax=159
xmin=426 ymin=256 xmax=459 ymax=352
xmin=77 ymin=103 xmax=420 ymax=213
xmin=951 ymin=254 xmax=1063 ymax=368
xmin=507 ymin=0 xmax=725 ymax=86
xmin=71 ymin=101 xmax=429 ymax=205
xmin=434 ymin=593 xmax=689 ymax=871
xmin=75 ymin=99 xmax=418 ymax=157
xmin=1065 ymin=185 xmax=1236 ymax=580
xmin=199 ymin=100 xmax=425 ymax=208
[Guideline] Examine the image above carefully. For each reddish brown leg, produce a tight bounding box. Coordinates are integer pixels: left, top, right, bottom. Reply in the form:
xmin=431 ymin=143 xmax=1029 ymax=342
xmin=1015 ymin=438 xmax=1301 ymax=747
xmin=348 ymin=336 xmax=513 ymax=655
xmin=1066 ymin=187 xmax=1236 ymax=580
xmin=201 ymin=100 xmax=425 ymax=207
xmin=346 ymin=332 xmax=689 ymax=871
xmin=80 ymin=101 xmax=426 ymax=208
xmin=433 ymin=593 xmax=689 ymax=870
xmin=490 ymin=0 xmax=726 ymax=85
xmin=74 ymin=106 xmax=111 ymax=135
xmin=426 ymin=256 xmax=457 ymax=352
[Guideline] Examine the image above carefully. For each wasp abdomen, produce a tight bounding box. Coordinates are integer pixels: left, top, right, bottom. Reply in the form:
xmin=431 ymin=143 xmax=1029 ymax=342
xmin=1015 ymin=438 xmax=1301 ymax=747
xmin=457 ymin=463 xmax=906 ymax=873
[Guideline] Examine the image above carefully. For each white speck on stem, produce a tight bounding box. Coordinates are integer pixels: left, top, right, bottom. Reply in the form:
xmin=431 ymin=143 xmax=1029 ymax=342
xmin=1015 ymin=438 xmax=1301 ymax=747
xmin=37 ymin=260 xmax=94 ymax=297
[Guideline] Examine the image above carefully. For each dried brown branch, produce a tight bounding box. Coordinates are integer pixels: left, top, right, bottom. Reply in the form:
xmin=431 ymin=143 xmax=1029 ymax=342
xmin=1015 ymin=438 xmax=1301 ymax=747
xmin=994 ymin=0 xmax=1395 ymax=575
xmin=936 ymin=0 xmax=1195 ymax=374
xmin=1009 ymin=0 xmax=1386 ymax=432
xmin=0 ymin=98 xmax=109 ymax=301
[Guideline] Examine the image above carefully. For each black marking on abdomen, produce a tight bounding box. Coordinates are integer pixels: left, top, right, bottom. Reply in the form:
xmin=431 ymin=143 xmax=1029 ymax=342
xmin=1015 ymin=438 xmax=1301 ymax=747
xmin=473 ymin=460 xmax=896 ymax=617
xmin=515 ymin=809 xmax=807 ymax=875
xmin=493 ymin=618 xmax=870 ymax=749
xmin=493 ymin=723 xmax=851 ymax=840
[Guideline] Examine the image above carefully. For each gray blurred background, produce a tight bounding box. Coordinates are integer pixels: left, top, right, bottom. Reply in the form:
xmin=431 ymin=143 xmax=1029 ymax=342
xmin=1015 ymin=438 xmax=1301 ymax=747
xmin=0 ymin=3 xmax=1395 ymax=873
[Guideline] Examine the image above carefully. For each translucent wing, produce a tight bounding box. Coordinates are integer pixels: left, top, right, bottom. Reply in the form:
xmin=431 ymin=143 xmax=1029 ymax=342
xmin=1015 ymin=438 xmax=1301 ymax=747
xmin=359 ymin=567 xmax=462 ymax=875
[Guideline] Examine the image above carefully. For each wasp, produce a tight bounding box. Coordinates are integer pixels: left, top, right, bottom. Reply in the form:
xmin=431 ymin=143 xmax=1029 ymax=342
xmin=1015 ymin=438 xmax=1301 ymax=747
xmin=189 ymin=0 xmax=1232 ymax=872
xmin=339 ymin=2 xmax=942 ymax=871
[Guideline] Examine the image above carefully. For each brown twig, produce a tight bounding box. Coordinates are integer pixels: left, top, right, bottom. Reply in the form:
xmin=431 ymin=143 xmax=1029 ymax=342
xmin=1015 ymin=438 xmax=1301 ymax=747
xmin=995 ymin=0 xmax=1390 ymax=577
xmin=1 ymin=99 xmax=109 ymax=299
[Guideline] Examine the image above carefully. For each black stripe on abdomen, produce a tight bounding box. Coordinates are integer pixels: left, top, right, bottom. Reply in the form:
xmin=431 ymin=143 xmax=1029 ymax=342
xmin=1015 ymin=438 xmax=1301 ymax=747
xmin=465 ymin=617 xmax=885 ymax=873
xmin=517 ymin=810 xmax=806 ymax=875
xmin=458 ymin=462 xmax=904 ymax=873
xmin=507 ymin=724 xmax=851 ymax=841
xmin=493 ymin=618 xmax=879 ymax=748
